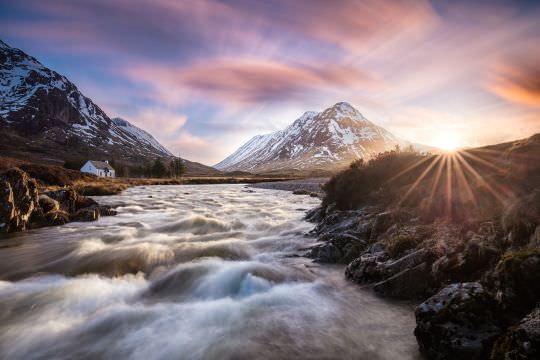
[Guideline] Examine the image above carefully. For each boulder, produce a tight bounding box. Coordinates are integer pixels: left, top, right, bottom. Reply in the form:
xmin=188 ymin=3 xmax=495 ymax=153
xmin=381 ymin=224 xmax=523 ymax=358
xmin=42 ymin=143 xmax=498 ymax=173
xmin=432 ymin=239 xmax=500 ymax=285
xmin=71 ymin=204 xmax=116 ymax=222
xmin=415 ymin=282 xmax=502 ymax=359
xmin=345 ymin=252 xmax=388 ymax=284
xmin=491 ymin=306 xmax=540 ymax=360
xmin=483 ymin=249 xmax=540 ymax=319
xmin=45 ymin=210 xmax=71 ymax=226
xmin=502 ymin=191 xmax=540 ymax=247
xmin=38 ymin=194 xmax=60 ymax=213
xmin=0 ymin=168 xmax=39 ymax=232
xmin=370 ymin=209 xmax=413 ymax=241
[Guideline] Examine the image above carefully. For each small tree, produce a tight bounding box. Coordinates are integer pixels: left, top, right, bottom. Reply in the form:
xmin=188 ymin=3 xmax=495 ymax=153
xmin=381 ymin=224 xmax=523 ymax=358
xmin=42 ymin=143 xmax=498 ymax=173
xmin=151 ymin=158 xmax=167 ymax=178
xmin=63 ymin=159 xmax=85 ymax=170
xmin=169 ymin=157 xmax=187 ymax=178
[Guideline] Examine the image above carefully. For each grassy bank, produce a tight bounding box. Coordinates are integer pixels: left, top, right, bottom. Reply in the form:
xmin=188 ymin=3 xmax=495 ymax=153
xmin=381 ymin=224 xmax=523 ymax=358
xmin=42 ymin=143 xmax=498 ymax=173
xmin=0 ymin=156 xmax=300 ymax=196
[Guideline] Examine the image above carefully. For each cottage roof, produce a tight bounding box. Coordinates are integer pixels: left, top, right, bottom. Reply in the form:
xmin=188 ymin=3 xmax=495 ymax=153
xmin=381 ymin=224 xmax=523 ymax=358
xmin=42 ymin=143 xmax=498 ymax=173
xmin=89 ymin=160 xmax=114 ymax=171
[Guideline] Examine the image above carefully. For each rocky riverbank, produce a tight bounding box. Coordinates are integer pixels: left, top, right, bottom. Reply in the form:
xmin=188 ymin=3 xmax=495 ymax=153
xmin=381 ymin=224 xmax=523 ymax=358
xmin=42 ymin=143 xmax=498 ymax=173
xmin=250 ymin=177 xmax=328 ymax=196
xmin=305 ymin=197 xmax=540 ymax=359
xmin=0 ymin=168 xmax=116 ymax=233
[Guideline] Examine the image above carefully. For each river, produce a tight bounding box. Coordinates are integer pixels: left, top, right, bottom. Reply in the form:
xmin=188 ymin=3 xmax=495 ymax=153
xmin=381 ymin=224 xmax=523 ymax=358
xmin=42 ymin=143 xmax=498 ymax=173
xmin=0 ymin=184 xmax=421 ymax=359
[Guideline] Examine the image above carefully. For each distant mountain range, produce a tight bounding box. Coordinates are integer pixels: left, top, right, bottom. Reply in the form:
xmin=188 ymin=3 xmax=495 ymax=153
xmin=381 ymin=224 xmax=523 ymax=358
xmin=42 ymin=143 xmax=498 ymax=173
xmin=0 ymin=40 xmax=218 ymax=175
xmin=216 ymin=102 xmax=427 ymax=173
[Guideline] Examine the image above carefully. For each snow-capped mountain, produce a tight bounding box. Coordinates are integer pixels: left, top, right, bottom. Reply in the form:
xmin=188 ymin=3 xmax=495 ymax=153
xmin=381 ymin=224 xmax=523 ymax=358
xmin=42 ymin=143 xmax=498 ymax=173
xmin=0 ymin=39 xmax=217 ymax=173
xmin=215 ymin=102 xmax=407 ymax=173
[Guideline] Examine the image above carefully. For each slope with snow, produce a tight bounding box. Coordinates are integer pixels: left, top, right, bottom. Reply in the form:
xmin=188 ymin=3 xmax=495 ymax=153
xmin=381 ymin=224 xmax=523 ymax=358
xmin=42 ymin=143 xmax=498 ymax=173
xmin=215 ymin=102 xmax=408 ymax=173
xmin=0 ymin=40 xmax=229 ymax=175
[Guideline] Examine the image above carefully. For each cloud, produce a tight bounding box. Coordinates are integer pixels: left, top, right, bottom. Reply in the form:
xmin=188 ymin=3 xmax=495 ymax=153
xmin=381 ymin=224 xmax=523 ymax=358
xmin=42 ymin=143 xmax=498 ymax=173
xmin=122 ymin=108 xmax=219 ymax=163
xmin=488 ymin=58 xmax=540 ymax=107
xmin=125 ymin=59 xmax=379 ymax=105
xmin=167 ymin=131 xmax=216 ymax=163
xmin=1 ymin=0 xmax=437 ymax=61
xmin=129 ymin=108 xmax=187 ymax=136
xmin=229 ymin=0 xmax=438 ymax=51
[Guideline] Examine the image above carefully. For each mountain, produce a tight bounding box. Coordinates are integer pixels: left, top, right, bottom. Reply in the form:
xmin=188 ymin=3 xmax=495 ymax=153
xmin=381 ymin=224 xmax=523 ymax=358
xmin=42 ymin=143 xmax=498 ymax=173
xmin=0 ymin=39 xmax=219 ymax=175
xmin=215 ymin=102 xmax=410 ymax=173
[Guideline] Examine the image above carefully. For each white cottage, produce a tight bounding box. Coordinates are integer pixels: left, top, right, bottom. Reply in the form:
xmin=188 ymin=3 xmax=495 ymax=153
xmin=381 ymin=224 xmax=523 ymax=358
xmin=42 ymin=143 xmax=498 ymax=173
xmin=80 ymin=160 xmax=116 ymax=178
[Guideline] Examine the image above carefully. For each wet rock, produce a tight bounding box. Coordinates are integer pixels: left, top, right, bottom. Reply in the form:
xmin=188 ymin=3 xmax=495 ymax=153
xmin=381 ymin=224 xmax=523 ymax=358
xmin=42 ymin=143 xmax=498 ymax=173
xmin=44 ymin=209 xmax=71 ymax=226
xmin=415 ymin=282 xmax=502 ymax=359
xmin=374 ymin=262 xmax=434 ymax=299
xmin=314 ymin=209 xmax=369 ymax=236
xmin=0 ymin=168 xmax=39 ymax=232
xmin=98 ymin=205 xmax=116 ymax=217
xmin=491 ymin=306 xmax=540 ymax=360
xmin=305 ymin=206 xmax=324 ymax=223
xmin=72 ymin=206 xmax=100 ymax=222
xmin=345 ymin=251 xmax=388 ymax=283
xmin=309 ymin=232 xmax=367 ymax=263
xmin=346 ymin=248 xmax=434 ymax=288
xmin=71 ymin=204 xmax=116 ymax=222
xmin=45 ymin=188 xmax=97 ymax=213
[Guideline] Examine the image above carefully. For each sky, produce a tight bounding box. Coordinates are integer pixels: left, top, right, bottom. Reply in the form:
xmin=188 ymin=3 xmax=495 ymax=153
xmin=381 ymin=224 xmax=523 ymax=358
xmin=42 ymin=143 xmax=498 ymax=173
xmin=1 ymin=0 xmax=539 ymax=165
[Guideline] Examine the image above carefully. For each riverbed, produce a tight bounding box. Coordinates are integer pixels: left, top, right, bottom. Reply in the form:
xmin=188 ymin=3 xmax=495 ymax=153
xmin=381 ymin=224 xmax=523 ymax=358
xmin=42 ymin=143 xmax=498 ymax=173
xmin=0 ymin=184 xmax=421 ymax=359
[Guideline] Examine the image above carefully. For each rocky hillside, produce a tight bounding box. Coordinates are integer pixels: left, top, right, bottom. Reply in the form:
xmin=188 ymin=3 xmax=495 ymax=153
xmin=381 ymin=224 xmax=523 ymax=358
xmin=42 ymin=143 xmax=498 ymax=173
xmin=0 ymin=39 xmax=219 ymax=175
xmin=215 ymin=102 xmax=415 ymax=173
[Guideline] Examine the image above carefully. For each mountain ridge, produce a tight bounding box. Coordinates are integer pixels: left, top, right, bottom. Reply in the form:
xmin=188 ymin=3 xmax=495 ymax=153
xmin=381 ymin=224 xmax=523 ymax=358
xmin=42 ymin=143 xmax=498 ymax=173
xmin=0 ymin=39 xmax=219 ymax=175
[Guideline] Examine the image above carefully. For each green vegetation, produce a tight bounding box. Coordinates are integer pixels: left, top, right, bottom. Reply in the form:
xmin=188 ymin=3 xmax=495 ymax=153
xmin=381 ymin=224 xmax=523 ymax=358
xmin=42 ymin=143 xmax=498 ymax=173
xmin=322 ymin=147 xmax=431 ymax=210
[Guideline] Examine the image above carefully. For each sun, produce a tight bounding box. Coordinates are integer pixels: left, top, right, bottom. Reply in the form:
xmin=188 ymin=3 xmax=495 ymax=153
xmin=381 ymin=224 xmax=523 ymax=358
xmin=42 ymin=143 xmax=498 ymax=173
xmin=434 ymin=134 xmax=460 ymax=152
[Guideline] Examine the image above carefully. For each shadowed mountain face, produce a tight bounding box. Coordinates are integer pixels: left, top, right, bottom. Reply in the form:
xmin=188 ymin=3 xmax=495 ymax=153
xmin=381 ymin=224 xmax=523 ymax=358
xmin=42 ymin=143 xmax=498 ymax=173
xmin=0 ymin=40 xmax=219 ymax=175
xmin=215 ymin=102 xmax=412 ymax=173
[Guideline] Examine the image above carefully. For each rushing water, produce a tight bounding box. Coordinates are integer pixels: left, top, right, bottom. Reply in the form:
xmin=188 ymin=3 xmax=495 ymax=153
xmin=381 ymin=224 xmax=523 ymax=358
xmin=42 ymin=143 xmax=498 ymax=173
xmin=0 ymin=185 xmax=421 ymax=359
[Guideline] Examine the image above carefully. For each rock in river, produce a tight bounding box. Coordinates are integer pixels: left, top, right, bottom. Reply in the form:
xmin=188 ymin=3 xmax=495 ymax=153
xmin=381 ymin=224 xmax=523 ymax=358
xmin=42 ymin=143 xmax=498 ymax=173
xmin=0 ymin=168 xmax=39 ymax=232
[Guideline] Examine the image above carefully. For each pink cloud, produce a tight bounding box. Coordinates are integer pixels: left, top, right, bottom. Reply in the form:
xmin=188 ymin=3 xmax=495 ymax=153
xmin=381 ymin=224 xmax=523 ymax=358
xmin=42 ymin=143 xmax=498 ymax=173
xmin=488 ymin=56 xmax=540 ymax=108
xmin=125 ymin=58 xmax=380 ymax=105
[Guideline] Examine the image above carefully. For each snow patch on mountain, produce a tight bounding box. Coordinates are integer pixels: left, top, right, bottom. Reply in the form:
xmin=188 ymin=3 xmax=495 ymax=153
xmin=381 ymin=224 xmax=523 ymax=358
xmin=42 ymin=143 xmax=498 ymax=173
xmin=112 ymin=117 xmax=172 ymax=156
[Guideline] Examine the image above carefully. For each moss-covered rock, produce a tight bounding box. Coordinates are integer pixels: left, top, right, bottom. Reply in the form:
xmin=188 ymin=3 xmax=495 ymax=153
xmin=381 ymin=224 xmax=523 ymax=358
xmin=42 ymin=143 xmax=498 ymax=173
xmin=483 ymin=248 xmax=540 ymax=319
xmin=491 ymin=306 xmax=540 ymax=360
xmin=502 ymin=191 xmax=540 ymax=247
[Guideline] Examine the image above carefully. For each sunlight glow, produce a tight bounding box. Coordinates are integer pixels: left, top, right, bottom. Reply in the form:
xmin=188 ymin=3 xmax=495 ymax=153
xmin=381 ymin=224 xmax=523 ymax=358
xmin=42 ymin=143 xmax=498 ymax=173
xmin=434 ymin=134 xmax=461 ymax=152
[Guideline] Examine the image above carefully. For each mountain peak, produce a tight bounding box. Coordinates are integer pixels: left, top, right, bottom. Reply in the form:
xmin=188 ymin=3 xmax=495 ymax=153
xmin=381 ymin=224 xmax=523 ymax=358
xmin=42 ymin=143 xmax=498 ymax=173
xmin=320 ymin=101 xmax=367 ymax=123
xmin=332 ymin=101 xmax=354 ymax=110
xmin=0 ymin=39 xmax=9 ymax=50
xmin=215 ymin=102 xmax=401 ymax=172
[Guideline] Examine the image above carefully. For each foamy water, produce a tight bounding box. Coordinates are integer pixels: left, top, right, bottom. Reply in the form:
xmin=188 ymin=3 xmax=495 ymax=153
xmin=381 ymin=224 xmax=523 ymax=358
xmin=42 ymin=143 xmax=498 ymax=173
xmin=0 ymin=185 xmax=420 ymax=359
